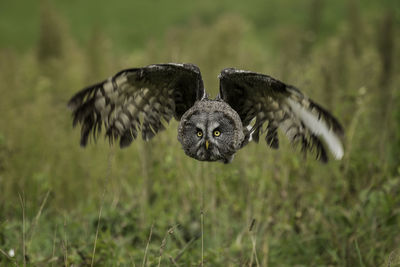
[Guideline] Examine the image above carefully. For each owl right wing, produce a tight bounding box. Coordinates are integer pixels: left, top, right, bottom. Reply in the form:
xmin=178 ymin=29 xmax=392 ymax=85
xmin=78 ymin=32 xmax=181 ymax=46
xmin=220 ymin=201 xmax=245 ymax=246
xmin=218 ymin=68 xmax=344 ymax=162
xmin=68 ymin=63 xmax=205 ymax=148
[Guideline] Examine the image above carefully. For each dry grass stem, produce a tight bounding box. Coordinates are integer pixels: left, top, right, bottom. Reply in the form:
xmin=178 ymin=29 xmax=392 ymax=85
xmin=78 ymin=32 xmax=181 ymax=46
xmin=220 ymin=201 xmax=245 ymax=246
xmin=91 ymin=189 xmax=106 ymax=267
xmin=174 ymin=236 xmax=199 ymax=263
xmin=0 ymin=248 xmax=14 ymax=263
xmin=62 ymin=215 xmax=68 ymax=267
xmin=18 ymin=192 xmax=26 ymax=267
xmin=157 ymin=224 xmax=178 ymax=267
xmin=201 ymin=209 xmax=204 ymax=267
xmin=51 ymin=229 xmax=57 ymax=267
xmin=168 ymin=255 xmax=180 ymax=267
xmin=249 ymin=219 xmax=260 ymax=267
xmin=28 ymin=190 xmax=50 ymax=243
xmin=142 ymin=222 xmax=154 ymax=267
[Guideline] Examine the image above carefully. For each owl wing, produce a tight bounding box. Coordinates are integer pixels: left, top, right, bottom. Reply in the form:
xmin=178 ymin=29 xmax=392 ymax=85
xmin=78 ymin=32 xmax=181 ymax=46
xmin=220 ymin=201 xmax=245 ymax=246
xmin=68 ymin=63 xmax=205 ymax=147
xmin=218 ymin=68 xmax=344 ymax=162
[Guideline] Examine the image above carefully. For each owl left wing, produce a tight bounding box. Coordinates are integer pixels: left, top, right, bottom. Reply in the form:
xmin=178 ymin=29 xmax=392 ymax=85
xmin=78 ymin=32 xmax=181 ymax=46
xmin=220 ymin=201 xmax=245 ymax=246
xmin=218 ymin=68 xmax=344 ymax=162
xmin=68 ymin=63 xmax=205 ymax=148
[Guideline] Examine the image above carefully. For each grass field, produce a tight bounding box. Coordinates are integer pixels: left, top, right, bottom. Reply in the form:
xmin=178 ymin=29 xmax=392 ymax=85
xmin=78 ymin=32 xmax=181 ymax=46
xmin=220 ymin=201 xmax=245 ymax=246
xmin=0 ymin=0 xmax=400 ymax=266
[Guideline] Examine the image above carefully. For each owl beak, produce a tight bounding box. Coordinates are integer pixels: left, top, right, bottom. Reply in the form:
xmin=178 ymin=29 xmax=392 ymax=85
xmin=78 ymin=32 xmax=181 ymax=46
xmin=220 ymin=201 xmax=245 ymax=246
xmin=205 ymin=140 xmax=209 ymax=150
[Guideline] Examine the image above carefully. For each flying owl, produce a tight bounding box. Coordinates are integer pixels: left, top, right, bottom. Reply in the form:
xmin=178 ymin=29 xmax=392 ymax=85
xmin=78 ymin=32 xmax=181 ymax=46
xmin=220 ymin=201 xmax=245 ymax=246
xmin=68 ymin=63 xmax=344 ymax=163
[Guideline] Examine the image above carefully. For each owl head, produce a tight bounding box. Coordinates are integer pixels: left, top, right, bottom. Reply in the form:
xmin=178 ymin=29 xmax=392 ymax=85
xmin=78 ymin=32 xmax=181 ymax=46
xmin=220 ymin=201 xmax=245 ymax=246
xmin=177 ymin=99 xmax=245 ymax=163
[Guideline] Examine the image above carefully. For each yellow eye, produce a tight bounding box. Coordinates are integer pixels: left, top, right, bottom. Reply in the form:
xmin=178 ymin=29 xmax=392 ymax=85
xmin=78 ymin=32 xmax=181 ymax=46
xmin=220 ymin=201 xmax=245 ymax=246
xmin=213 ymin=130 xmax=221 ymax=137
xmin=197 ymin=131 xmax=203 ymax=137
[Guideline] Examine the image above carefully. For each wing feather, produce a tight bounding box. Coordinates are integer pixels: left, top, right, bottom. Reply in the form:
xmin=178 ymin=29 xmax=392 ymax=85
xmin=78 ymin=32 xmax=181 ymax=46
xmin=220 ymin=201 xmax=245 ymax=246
xmin=68 ymin=63 xmax=204 ymax=147
xmin=219 ymin=68 xmax=344 ymax=162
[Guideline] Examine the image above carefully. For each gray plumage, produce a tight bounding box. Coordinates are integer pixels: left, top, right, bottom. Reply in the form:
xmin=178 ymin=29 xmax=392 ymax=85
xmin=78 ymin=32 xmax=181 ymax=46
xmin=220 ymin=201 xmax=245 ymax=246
xmin=68 ymin=63 xmax=344 ymax=163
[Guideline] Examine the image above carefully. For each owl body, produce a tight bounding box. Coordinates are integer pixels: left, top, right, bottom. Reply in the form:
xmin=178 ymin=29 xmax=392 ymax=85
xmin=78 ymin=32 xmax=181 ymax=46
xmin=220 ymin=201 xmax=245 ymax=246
xmin=177 ymin=98 xmax=245 ymax=163
xmin=68 ymin=63 xmax=344 ymax=163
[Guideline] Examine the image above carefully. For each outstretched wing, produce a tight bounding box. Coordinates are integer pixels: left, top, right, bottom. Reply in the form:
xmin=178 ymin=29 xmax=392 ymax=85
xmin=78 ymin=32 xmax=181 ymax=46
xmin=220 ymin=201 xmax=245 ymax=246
xmin=68 ymin=63 xmax=205 ymax=148
xmin=218 ymin=68 xmax=344 ymax=162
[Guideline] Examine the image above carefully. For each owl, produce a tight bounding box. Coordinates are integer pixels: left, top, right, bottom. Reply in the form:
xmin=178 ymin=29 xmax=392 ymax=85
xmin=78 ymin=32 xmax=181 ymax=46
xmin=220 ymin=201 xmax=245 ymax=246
xmin=68 ymin=63 xmax=344 ymax=163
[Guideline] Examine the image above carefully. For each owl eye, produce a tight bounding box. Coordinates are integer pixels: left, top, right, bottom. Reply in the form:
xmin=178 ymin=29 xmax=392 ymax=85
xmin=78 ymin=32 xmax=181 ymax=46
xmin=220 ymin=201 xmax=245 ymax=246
xmin=197 ymin=130 xmax=203 ymax=137
xmin=213 ymin=130 xmax=221 ymax=137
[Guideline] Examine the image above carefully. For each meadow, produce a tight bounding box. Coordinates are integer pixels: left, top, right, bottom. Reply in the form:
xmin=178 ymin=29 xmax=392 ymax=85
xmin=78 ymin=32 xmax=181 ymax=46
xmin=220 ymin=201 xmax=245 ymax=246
xmin=0 ymin=0 xmax=399 ymax=266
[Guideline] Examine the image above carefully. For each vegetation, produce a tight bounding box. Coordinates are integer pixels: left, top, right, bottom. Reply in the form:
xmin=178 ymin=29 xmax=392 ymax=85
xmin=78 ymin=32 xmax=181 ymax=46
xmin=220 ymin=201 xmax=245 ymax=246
xmin=0 ymin=0 xmax=399 ymax=266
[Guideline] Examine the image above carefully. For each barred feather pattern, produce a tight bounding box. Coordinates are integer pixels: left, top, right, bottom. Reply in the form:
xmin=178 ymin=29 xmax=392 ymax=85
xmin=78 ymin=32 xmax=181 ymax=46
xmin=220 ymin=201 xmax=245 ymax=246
xmin=68 ymin=64 xmax=204 ymax=147
xmin=219 ymin=68 xmax=344 ymax=162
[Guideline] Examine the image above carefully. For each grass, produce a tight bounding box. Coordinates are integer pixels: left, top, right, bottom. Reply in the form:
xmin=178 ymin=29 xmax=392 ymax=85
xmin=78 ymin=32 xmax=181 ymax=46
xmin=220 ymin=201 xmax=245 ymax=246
xmin=0 ymin=1 xmax=400 ymax=266
xmin=1 ymin=0 xmax=397 ymax=53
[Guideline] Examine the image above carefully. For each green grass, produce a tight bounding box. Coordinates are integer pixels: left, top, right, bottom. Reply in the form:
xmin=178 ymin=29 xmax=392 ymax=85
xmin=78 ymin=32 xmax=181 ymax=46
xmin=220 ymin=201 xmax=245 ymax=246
xmin=0 ymin=1 xmax=400 ymax=266
xmin=1 ymin=0 xmax=398 ymax=52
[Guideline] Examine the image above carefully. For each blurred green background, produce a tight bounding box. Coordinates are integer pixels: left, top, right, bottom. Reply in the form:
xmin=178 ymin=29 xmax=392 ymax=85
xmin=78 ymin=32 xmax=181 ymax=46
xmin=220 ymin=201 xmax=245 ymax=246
xmin=0 ymin=0 xmax=399 ymax=266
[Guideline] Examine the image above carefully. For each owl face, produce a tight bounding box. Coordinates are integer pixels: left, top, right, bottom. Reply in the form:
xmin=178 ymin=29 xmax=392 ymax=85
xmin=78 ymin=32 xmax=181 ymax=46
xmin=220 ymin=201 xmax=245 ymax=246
xmin=179 ymin=111 xmax=236 ymax=163
xmin=178 ymin=100 xmax=244 ymax=163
